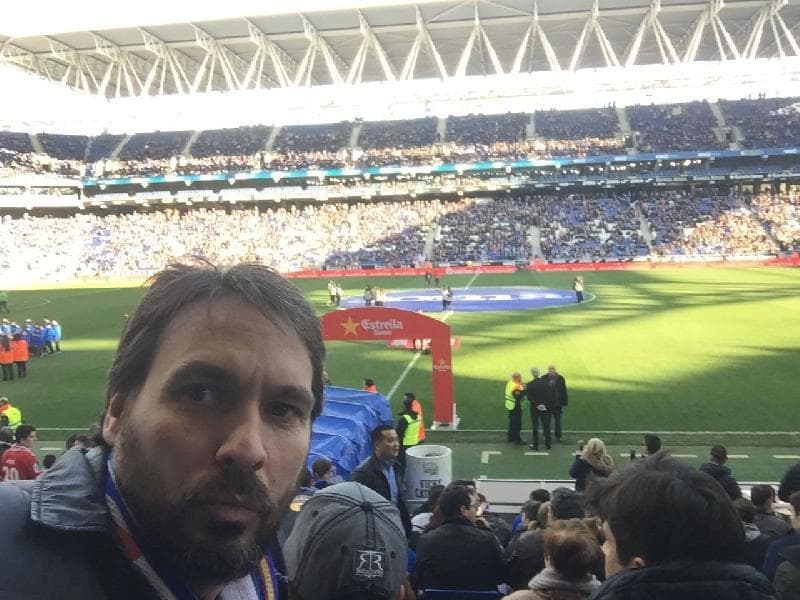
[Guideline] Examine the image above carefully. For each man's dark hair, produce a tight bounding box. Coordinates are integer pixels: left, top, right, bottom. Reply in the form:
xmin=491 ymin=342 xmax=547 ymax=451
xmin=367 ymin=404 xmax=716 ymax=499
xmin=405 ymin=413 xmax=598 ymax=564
xmin=105 ymin=262 xmax=324 ymax=419
xmin=521 ymin=500 xmax=542 ymax=523
xmin=297 ymin=468 xmax=312 ymax=488
xmin=370 ymin=425 xmax=394 ymax=448
xmin=43 ymin=454 xmax=57 ymax=469
xmin=749 ymin=484 xmax=774 ymax=508
xmin=438 ymin=484 xmax=472 ymax=519
xmin=65 ymin=434 xmax=78 ymax=450
xmin=364 ymin=378 xmax=375 ymax=387
xmin=550 ymin=487 xmax=584 ymax=520
xmin=544 ymin=519 xmax=603 ymax=581
xmin=311 ymin=457 xmax=332 ymax=479
xmin=416 ymin=484 xmax=445 ymax=515
xmin=586 ymin=451 xmax=744 ymax=566
xmin=449 ymin=479 xmax=477 ymax=490
xmin=0 ymin=426 xmax=12 ymax=444
xmin=710 ymin=445 xmax=728 ymax=463
xmin=733 ymin=498 xmax=756 ymax=523
xmin=404 ymin=392 xmax=416 ymax=400
xmin=14 ymin=424 xmax=35 ymax=444
xmin=644 ymin=434 xmax=661 ymax=455
xmin=789 ymin=491 xmax=800 ymax=516
xmin=531 ymin=488 xmax=551 ymax=503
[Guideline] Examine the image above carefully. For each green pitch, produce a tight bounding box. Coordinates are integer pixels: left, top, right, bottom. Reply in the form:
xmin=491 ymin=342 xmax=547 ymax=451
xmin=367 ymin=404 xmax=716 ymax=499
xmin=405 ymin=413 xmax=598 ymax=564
xmin=5 ymin=267 xmax=800 ymax=480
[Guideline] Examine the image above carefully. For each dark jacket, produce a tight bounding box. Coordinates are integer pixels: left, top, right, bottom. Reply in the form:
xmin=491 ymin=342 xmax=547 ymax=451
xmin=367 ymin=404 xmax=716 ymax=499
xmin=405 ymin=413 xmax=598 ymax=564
xmin=589 ymin=559 xmax=775 ymax=600
xmin=778 ymin=462 xmax=800 ymax=502
xmin=570 ymin=456 xmax=613 ymax=492
xmin=698 ymin=461 xmax=742 ymax=499
xmin=774 ymin=544 xmax=800 ymax=600
xmin=0 ymin=447 xmax=287 ymax=600
xmin=509 ymin=529 xmax=546 ymax=589
xmin=350 ymin=454 xmax=411 ymax=534
xmin=526 ymin=377 xmax=550 ymax=412
xmin=544 ymin=374 xmax=568 ymax=411
xmin=763 ymin=531 xmax=800 ymax=581
xmin=754 ymin=510 xmax=792 ymax=540
xmin=414 ymin=516 xmax=507 ymax=591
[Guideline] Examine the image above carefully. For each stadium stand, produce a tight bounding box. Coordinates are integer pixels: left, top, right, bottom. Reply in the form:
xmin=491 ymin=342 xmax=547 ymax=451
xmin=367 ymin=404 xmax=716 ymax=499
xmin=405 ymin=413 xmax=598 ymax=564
xmin=628 ymin=101 xmax=724 ymax=152
xmin=38 ymin=134 xmax=88 ymax=161
xmin=446 ymin=113 xmax=528 ymax=144
xmin=721 ymin=96 xmax=800 ymax=149
xmin=190 ymin=125 xmax=271 ymax=158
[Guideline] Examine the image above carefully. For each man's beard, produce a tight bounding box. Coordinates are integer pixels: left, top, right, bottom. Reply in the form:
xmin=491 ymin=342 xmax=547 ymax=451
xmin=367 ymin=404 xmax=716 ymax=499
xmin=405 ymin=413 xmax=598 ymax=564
xmin=112 ymin=425 xmax=297 ymax=587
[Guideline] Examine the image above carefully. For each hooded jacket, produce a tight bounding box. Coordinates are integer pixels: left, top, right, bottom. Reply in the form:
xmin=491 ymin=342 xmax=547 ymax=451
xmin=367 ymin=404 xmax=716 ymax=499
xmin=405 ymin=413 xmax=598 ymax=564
xmin=698 ymin=461 xmax=742 ymax=500
xmin=589 ymin=559 xmax=775 ymax=600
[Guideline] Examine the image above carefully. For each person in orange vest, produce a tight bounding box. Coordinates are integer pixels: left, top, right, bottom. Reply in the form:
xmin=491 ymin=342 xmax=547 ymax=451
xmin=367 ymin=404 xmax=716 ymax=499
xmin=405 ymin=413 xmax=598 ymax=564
xmin=363 ymin=378 xmax=377 ymax=393
xmin=403 ymin=392 xmax=425 ymax=443
xmin=0 ymin=335 xmax=14 ymax=381
xmin=11 ymin=333 xmax=28 ymax=379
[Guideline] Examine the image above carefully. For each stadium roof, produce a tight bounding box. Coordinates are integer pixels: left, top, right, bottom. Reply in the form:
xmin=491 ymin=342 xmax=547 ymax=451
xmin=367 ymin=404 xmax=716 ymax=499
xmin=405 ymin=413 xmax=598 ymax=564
xmin=2 ymin=0 xmax=800 ymax=98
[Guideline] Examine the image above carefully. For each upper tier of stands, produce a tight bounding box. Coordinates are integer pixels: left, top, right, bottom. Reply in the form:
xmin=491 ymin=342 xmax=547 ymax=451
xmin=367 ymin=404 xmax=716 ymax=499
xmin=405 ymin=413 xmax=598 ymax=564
xmin=1 ymin=97 xmax=799 ymax=180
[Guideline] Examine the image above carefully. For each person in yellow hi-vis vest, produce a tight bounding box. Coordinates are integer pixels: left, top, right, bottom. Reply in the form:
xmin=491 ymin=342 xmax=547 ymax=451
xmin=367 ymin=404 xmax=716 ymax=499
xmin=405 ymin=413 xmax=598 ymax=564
xmin=396 ymin=395 xmax=421 ymax=468
xmin=0 ymin=397 xmax=22 ymax=431
xmin=403 ymin=392 xmax=425 ymax=443
xmin=505 ymin=373 xmax=525 ymax=445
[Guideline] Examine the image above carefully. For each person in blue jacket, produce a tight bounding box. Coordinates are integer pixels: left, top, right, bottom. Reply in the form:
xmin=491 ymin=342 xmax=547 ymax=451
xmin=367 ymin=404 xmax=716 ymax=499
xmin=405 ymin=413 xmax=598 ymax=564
xmin=29 ymin=326 xmax=43 ymax=358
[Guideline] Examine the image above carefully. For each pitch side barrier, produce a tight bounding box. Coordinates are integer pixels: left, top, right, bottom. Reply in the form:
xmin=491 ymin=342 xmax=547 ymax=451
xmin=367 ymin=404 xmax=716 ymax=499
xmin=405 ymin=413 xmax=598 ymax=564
xmin=282 ymin=255 xmax=799 ymax=280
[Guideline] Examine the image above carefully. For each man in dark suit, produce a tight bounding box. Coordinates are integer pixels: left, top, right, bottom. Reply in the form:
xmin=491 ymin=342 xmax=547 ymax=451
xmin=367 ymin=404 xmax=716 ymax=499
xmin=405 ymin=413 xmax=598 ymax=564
xmin=526 ymin=367 xmax=551 ymax=451
xmin=545 ymin=365 xmax=568 ymax=442
xmin=350 ymin=424 xmax=411 ymax=535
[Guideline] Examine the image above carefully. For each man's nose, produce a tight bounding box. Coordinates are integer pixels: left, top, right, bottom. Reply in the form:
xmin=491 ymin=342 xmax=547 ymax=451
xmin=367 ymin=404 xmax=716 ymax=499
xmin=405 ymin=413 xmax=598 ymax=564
xmin=215 ymin=405 xmax=267 ymax=471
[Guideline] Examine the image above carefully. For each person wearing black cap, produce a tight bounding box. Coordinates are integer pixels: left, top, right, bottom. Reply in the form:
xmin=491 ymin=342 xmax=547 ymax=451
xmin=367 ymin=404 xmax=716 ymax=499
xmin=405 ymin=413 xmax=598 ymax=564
xmin=284 ymin=481 xmax=412 ymax=600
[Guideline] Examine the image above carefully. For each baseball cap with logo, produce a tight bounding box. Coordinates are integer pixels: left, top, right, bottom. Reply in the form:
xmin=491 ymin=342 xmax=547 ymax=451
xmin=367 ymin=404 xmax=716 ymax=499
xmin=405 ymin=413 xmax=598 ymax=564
xmin=284 ymin=481 xmax=407 ymax=600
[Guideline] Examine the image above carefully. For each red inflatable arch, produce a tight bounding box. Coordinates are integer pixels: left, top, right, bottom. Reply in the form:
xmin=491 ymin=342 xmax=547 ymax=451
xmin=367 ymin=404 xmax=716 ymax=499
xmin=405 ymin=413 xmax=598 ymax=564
xmin=321 ymin=307 xmax=458 ymax=429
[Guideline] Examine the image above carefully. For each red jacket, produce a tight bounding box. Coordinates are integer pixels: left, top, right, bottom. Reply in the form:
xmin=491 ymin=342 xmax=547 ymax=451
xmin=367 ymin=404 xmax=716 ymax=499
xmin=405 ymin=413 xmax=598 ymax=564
xmin=11 ymin=340 xmax=28 ymax=362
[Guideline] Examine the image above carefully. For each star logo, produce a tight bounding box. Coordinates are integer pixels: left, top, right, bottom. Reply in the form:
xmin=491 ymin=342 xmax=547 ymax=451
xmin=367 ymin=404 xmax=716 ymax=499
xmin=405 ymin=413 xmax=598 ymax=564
xmin=341 ymin=317 xmax=359 ymax=336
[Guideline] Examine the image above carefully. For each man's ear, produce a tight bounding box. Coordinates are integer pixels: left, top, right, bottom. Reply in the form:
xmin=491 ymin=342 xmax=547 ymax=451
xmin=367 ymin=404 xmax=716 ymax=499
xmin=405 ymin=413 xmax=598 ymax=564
xmin=630 ymin=556 xmax=646 ymax=569
xmin=102 ymin=394 xmax=125 ymax=446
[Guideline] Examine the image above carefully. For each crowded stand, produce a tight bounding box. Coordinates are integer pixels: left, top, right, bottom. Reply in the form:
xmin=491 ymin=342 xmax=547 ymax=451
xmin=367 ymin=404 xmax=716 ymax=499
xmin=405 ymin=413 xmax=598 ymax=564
xmin=3 ymin=98 xmax=800 ymax=179
xmin=722 ymin=96 xmax=800 ymax=149
xmin=38 ymin=133 xmax=88 ymax=161
xmin=628 ymin=100 xmax=724 ymax=152
xmin=190 ymin=125 xmax=270 ymax=158
xmin=117 ymin=130 xmax=191 ymax=161
xmin=359 ymin=117 xmax=438 ymax=149
xmin=534 ymin=107 xmax=625 ymax=157
xmin=0 ymin=187 xmax=789 ymax=282
xmin=85 ymin=133 xmax=125 ymax=162
xmin=749 ymin=192 xmax=800 ymax=252
xmin=537 ymin=193 xmax=648 ymax=261
xmin=0 ymin=130 xmax=33 ymax=154
xmin=639 ymin=190 xmax=780 ymax=256
xmin=433 ymin=197 xmax=536 ymax=263
xmin=446 ymin=113 xmax=528 ymax=144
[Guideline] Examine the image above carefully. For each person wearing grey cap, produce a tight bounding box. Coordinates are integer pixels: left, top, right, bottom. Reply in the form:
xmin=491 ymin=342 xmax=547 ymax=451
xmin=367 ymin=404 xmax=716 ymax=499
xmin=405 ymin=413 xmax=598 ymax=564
xmin=284 ymin=481 xmax=413 ymax=600
xmin=526 ymin=367 xmax=551 ymax=451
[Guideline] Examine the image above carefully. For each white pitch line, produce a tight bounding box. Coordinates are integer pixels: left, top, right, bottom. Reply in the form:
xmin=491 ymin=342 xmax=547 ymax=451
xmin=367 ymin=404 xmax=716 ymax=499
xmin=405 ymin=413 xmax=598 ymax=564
xmin=465 ymin=273 xmax=479 ymax=290
xmin=525 ymin=451 xmax=550 ymax=456
xmin=481 ymin=451 xmax=501 ymax=464
xmin=774 ymin=455 xmax=800 ymax=459
xmin=40 ymin=447 xmax=62 ymax=451
xmin=728 ymin=455 xmax=750 ymax=459
xmin=672 ymin=454 xmax=698 ymax=458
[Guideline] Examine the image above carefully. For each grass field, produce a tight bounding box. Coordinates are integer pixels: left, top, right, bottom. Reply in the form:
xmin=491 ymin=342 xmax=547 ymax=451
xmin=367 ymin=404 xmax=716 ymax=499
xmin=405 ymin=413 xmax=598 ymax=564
xmin=5 ymin=266 xmax=800 ymax=479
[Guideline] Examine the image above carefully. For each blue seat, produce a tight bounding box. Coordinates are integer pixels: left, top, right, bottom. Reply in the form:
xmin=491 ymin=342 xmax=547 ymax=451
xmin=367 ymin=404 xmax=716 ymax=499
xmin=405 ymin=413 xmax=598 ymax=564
xmin=423 ymin=590 xmax=501 ymax=599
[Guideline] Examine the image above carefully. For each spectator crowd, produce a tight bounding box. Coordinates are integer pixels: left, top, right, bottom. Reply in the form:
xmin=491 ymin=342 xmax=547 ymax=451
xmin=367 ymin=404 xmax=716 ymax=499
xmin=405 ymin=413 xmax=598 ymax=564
xmin=1 ymin=186 xmax=793 ymax=282
xmin=4 ymin=96 xmax=799 ymax=182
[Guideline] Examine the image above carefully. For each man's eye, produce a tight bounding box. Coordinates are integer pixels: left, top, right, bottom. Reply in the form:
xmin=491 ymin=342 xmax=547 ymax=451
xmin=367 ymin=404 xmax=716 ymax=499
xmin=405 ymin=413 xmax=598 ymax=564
xmin=267 ymin=402 xmax=303 ymax=420
xmin=181 ymin=385 xmax=216 ymax=404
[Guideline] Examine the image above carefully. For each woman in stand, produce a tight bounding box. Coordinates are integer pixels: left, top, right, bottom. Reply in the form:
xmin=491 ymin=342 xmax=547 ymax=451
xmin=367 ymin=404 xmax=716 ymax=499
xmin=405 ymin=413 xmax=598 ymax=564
xmin=505 ymin=519 xmax=602 ymax=600
xmin=570 ymin=438 xmax=615 ymax=492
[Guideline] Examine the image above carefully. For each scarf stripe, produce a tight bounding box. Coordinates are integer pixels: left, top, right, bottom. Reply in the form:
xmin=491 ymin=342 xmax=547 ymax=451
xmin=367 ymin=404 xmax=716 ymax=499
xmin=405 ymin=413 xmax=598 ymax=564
xmin=105 ymin=453 xmax=279 ymax=600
